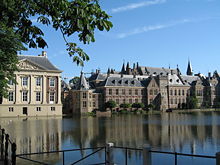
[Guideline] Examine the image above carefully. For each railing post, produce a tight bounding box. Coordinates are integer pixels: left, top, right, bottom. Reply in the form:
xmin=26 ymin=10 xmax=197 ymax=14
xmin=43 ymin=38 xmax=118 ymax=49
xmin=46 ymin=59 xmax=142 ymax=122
xmin=106 ymin=142 xmax=114 ymax=165
xmin=216 ymin=152 xmax=220 ymax=165
xmin=1 ymin=129 xmax=5 ymax=159
xmin=11 ymin=143 xmax=16 ymax=165
xmin=4 ymin=134 xmax=9 ymax=165
xmin=143 ymin=144 xmax=151 ymax=165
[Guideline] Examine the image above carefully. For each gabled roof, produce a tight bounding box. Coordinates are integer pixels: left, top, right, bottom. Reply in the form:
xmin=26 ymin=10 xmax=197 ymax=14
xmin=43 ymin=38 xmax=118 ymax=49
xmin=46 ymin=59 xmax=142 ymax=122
xmin=18 ymin=55 xmax=61 ymax=71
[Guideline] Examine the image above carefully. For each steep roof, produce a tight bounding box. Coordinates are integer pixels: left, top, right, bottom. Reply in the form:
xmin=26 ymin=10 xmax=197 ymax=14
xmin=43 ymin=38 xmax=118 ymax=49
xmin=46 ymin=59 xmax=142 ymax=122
xmin=18 ymin=55 xmax=61 ymax=71
xmin=180 ymin=75 xmax=200 ymax=85
xmin=75 ymin=72 xmax=90 ymax=90
xmin=186 ymin=60 xmax=193 ymax=75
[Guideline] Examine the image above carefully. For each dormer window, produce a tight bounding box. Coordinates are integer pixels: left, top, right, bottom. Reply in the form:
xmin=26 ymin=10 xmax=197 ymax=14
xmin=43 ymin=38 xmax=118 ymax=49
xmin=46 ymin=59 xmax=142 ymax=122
xmin=176 ymin=79 xmax=179 ymax=82
xmin=170 ymin=79 xmax=172 ymax=82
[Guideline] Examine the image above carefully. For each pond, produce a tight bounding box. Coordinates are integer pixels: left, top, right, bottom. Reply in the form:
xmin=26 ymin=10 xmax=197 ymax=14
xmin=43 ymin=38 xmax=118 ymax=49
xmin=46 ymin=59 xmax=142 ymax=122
xmin=1 ymin=111 xmax=220 ymax=165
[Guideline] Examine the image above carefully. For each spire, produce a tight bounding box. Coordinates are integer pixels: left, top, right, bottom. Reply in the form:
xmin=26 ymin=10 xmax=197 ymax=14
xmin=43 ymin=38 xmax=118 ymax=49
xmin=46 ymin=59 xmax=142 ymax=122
xmin=75 ymin=71 xmax=89 ymax=90
xmin=121 ymin=63 xmax=125 ymax=73
xmin=133 ymin=63 xmax=136 ymax=70
xmin=177 ymin=64 xmax=181 ymax=75
xmin=107 ymin=68 xmax=110 ymax=74
xmin=136 ymin=62 xmax=139 ymax=69
xmin=186 ymin=60 xmax=193 ymax=76
xmin=126 ymin=62 xmax=130 ymax=74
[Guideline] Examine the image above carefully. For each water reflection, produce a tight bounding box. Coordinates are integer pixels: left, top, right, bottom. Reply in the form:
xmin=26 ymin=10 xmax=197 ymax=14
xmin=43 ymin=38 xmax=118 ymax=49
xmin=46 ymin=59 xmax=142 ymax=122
xmin=1 ymin=112 xmax=220 ymax=164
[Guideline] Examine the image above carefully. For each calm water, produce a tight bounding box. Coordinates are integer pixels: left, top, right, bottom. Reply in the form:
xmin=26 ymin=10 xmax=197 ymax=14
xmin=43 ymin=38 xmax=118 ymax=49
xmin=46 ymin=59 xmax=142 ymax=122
xmin=1 ymin=111 xmax=220 ymax=165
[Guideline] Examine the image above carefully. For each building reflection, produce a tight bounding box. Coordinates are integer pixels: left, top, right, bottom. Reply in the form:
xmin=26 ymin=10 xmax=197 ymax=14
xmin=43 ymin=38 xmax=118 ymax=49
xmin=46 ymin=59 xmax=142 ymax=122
xmin=66 ymin=112 xmax=220 ymax=155
xmin=0 ymin=117 xmax=62 ymax=164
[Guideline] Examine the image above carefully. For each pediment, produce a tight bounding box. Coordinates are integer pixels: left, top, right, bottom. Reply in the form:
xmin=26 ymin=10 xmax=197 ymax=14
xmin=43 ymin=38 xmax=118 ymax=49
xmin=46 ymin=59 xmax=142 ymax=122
xmin=17 ymin=60 xmax=45 ymax=71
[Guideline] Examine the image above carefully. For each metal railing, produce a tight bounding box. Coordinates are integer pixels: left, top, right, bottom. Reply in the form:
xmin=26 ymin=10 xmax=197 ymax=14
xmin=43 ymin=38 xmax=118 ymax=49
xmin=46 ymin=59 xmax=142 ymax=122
xmin=16 ymin=147 xmax=106 ymax=165
xmin=0 ymin=126 xmax=17 ymax=165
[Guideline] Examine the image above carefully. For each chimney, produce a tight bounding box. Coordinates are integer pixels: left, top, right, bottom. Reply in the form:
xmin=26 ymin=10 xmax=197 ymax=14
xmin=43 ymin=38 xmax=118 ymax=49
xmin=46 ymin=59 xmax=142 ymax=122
xmin=208 ymin=72 xmax=211 ymax=80
xmin=171 ymin=70 xmax=174 ymax=75
xmin=41 ymin=51 xmax=47 ymax=57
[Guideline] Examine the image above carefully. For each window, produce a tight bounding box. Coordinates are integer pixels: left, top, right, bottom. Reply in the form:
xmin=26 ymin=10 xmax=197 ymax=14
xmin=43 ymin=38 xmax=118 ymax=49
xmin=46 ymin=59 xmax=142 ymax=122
xmin=89 ymin=93 xmax=92 ymax=98
xmin=116 ymin=89 xmax=119 ymax=95
xmin=22 ymin=77 xmax=28 ymax=86
xmin=50 ymin=92 xmax=55 ymax=102
xmin=129 ymin=89 xmax=132 ymax=95
xmin=135 ymin=89 xmax=138 ymax=95
xmin=129 ymin=99 xmax=132 ymax=104
xmin=8 ymin=80 xmax=13 ymax=85
xmin=8 ymin=92 xmax=14 ymax=101
xmin=36 ymin=107 xmax=41 ymax=111
xmin=109 ymin=89 xmax=112 ymax=95
xmin=9 ymin=107 xmax=14 ymax=112
xmin=83 ymin=92 xmax=87 ymax=99
xmin=116 ymin=99 xmax=119 ymax=104
xmin=83 ymin=101 xmax=87 ymax=108
xmin=170 ymin=98 xmax=173 ymax=104
xmin=150 ymin=89 xmax=153 ymax=95
xmin=36 ymin=77 xmax=41 ymax=86
xmin=182 ymin=90 xmax=185 ymax=96
xmin=174 ymin=89 xmax=177 ymax=95
xmin=122 ymin=89 xmax=125 ymax=95
xmin=22 ymin=91 xmax=28 ymax=101
xmin=135 ymin=99 xmax=138 ymax=103
xmin=141 ymin=90 xmax=145 ymax=95
xmin=170 ymin=90 xmax=173 ymax=96
xmin=36 ymin=92 xmax=41 ymax=101
xmin=175 ymin=98 xmax=177 ymax=104
xmin=51 ymin=107 xmax=55 ymax=111
xmin=154 ymin=89 xmax=158 ymax=95
xmin=179 ymin=89 xmax=181 ymax=96
xmin=123 ymin=99 xmax=126 ymax=103
xmin=49 ymin=78 xmax=55 ymax=87
xmin=93 ymin=102 xmax=96 ymax=107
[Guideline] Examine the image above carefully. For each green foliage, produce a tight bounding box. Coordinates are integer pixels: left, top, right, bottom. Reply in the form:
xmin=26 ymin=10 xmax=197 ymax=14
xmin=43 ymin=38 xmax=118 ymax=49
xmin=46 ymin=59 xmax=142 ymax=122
xmin=120 ymin=103 xmax=131 ymax=109
xmin=105 ymin=100 xmax=117 ymax=110
xmin=69 ymin=76 xmax=80 ymax=84
xmin=147 ymin=104 xmax=155 ymax=110
xmin=0 ymin=0 xmax=112 ymax=97
xmin=132 ymin=103 xmax=145 ymax=109
xmin=186 ymin=96 xmax=198 ymax=109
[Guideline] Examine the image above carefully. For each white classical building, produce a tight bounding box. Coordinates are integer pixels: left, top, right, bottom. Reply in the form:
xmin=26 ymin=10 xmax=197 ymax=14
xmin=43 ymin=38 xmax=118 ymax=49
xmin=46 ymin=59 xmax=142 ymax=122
xmin=0 ymin=51 xmax=62 ymax=117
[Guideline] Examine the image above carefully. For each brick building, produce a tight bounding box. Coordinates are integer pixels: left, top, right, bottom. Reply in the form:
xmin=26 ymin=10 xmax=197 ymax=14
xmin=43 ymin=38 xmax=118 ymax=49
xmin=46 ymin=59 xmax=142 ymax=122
xmin=68 ymin=61 xmax=220 ymax=114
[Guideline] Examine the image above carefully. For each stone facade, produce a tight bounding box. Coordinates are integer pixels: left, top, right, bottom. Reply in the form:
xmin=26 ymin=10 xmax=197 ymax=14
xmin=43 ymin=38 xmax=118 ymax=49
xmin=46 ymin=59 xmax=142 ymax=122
xmin=0 ymin=52 xmax=62 ymax=117
xmin=68 ymin=62 xmax=220 ymax=114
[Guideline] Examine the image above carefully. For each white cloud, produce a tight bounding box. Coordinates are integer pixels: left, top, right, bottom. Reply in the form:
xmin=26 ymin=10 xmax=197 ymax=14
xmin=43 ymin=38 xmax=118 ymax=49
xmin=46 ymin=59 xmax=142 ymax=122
xmin=111 ymin=0 xmax=167 ymax=14
xmin=116 ymin=17 xmax=220 ymax=39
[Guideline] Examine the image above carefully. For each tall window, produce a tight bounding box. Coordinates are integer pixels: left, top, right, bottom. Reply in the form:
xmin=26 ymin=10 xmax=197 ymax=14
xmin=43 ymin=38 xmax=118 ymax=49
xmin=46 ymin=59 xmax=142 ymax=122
xmin=174 ymin=89 xmax=177 ymax=95
xmin=22 ymin=91 xmax=28 ymax=101
xmin=51 ymin=107 xmax=55 ymax=111
xmin=116 ymin=89 xmax=119 ymax=95
xmin=83 ymin=92 xmax=87 ymax=99
xmin=150 ymin=89 xmax=153 ymax=95
xmin=49 ymin=78 xmax=55 ymax=87
xmin=22 ymin=77 xmax=28 ymax=86
xmin=129 ymin=89 xmax=132 ymax=95
xmin=50 ymin=92 xmax=55 ymax=102
xmin=122 ymin=89 xmax=125 ymax=95
xmin=179 ymin=89 xmax=181 ymax=96
xmin=36 ymin=77 xmax=41 ymax=86
xmin=36 ymin=92 xmax=41 ymax=101
xmin=9 ymin=107 xmax=14 ymax=112
xmin=170 ymin=90 xmax=173 ymax=96
xmin=109 ymin=89 xmax=112 ymax=95
xmin=83 ymin=101 xmax=87 ymax=108
xmin=135 ymin=89 xmax=138 ymax=95
xmin=8 ymin=92 xmax=14 ymax=101
xmin=182 ymin=90 xmax=185 ymax=96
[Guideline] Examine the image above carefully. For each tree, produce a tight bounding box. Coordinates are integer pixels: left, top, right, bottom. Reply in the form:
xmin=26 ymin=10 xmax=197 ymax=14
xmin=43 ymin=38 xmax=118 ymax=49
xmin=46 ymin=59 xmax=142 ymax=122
xmin=132 ymin=103 xmax=145 ymax=110
xmin=0 ymin=0 xmax=112 ymax=97
xmin=120 ymin=103 xmax=131 ymax=109
xmin=105 ymin=100 xmax=117 ymax=112
xmin=186 ymin=96 xmax=198 ymax=109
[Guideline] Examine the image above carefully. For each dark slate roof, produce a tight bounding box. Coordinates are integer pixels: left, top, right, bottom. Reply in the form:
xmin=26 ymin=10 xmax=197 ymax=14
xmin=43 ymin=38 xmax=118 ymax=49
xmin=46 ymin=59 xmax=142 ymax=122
xmin=75 ymin=72 xmax=89 ymax=90
xmin=104 ymin=77 xmax=144 ymax=87
xmin=180 ymin=75 xmax=200 ymax=85
xmin=18 ymin=55 xmax=61 ymax=71
xmin=89 ymin=73 xmax=107 ymax=81
xmin=139 ymin=66 xmax=177 ymax=76
xmin=168 ymin=74 xmax=186 ymax=86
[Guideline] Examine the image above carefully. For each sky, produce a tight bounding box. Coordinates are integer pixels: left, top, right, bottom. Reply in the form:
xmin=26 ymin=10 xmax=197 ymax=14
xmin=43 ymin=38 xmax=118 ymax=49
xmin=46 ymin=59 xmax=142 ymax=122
xmin=22 ymin=0 xmax=220 ymax=80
